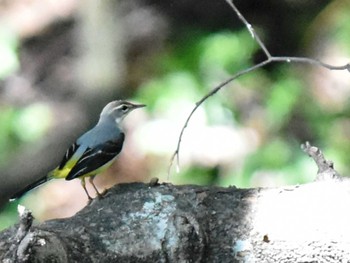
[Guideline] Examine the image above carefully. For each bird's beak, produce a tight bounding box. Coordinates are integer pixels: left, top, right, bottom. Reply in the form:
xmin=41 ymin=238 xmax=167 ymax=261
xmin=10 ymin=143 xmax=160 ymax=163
xmin=133 ymin=103 xmax=146 ymax=109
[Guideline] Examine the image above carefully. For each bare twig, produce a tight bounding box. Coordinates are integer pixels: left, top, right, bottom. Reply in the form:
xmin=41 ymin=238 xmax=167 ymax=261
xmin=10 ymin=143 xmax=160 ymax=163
xmin=168 ymin=0 xmax=350 ymax=177
xmin=270 ymin=56 xmax=350 ymax=71
xmin=224 ymin=0 xmax=271 ymax=58
xmin=168 ymin=60 xmax=271 ymax=176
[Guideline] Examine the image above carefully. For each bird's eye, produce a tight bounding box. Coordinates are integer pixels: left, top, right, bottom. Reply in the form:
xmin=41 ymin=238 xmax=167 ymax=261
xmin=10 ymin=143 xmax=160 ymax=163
xmin=121 ymin=105 xmax=128 ymax=112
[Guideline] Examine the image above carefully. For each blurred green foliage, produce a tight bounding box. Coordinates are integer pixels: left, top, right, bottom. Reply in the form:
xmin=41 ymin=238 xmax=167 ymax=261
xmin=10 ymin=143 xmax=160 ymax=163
xmin=0 ymin=29 xmax=52 ymax=229
xmin=265 ymin=74 xmax=302 ymax=130
xmin=0 ymin=107 xmax=18 ymax=166
xmin=0 ymin=26 xmax=19 ymax=79
xmin=1 ymin=2 xmax=350 ymax=231
xmin=136 ymin=4 xmax=350 ymax=189
xmin=0 ymin=103 xmax=52 ymax=166
xmin=136 ymin=29 xmax=311 ymax=188
xmin=0 ymin=103 xmax=52 ymax=230
xmin=0 ymin=201 xmax=18 ymax=230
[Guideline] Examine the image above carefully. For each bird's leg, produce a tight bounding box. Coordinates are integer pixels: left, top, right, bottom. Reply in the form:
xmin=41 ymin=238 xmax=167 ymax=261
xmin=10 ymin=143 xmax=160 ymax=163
xmin=89 ymin=176 xmax=103 ymax=198
xmin=81 ymin=177 xmax=93 ymax=201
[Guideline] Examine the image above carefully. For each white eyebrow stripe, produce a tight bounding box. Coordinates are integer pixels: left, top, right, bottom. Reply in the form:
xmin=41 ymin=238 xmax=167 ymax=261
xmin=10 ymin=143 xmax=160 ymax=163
xmin=107 ymin=105 xmax=126 ymax=115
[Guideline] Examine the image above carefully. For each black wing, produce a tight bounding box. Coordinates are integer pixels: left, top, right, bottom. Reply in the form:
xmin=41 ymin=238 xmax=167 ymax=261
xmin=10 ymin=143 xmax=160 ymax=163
xmin=59 ymin=142 xmax=79 ymax=169
xmin=65 ymin=133 xmax=125 ymax=180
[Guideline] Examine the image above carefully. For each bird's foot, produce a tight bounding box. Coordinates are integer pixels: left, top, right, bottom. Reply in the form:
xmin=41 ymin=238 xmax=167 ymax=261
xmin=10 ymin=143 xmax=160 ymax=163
xmin=96 ymin=191 xmax=104 ymax=199
xmin=99 ymin=189 xmax=108 ymax=197
xmin=87 ymin=196 xmax=94 ymax=205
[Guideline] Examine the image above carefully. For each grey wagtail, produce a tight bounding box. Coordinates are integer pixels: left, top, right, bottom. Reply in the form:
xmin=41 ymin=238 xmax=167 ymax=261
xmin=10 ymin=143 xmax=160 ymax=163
xmin=11 ymin=100 xmax=145 ymax=201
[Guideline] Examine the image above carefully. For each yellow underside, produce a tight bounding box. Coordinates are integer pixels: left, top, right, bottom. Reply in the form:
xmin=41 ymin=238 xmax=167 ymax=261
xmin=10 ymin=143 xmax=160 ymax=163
xmin=50 ymin=159 xmax=114 ymax=180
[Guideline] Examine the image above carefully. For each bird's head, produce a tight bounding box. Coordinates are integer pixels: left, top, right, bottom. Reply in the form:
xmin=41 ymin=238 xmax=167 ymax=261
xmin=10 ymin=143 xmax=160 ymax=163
xmin=100 ymin=100 xmax=146 ymax=123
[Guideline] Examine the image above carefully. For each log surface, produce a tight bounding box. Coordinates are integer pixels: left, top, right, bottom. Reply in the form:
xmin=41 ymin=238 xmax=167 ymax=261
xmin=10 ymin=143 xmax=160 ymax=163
xmin=1 ymin=179 xmax=350 ymax=262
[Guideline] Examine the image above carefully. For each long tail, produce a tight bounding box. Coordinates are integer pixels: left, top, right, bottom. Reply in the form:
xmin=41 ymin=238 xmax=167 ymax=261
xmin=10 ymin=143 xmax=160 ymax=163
xmin=10 ymin=175 xmax=51 ymax=200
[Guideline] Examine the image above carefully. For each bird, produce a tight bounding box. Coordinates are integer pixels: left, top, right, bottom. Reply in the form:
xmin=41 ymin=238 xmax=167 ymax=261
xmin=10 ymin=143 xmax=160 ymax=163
xmin=11 ymin=100 xmax=145 ymax=201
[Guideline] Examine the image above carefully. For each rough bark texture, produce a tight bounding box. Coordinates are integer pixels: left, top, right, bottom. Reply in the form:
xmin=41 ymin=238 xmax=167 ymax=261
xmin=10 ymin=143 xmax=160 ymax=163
xmin=1 ymin=180 xmax=350 ymax=263
xmin=1 ymin=143 xmax=349 ymax=262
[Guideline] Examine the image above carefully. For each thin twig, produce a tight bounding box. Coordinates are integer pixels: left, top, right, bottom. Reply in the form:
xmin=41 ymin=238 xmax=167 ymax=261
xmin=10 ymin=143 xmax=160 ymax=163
xmin=168 ymin=60 xmax=271 ymax=176
xmin=224 ymin=0 xmax=271 ymax=58
xmin=167 ymin=0 xmax=350 ymax=178
xmin=271 ymin=56 xmax=350 ymax=71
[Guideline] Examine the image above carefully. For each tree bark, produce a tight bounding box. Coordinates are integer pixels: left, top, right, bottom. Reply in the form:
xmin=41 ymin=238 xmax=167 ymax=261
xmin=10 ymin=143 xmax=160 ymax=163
xmin=1 ymin=179 xmax=350 ymax=263
xmin=1 ymin=143 xmax=349 ymax=262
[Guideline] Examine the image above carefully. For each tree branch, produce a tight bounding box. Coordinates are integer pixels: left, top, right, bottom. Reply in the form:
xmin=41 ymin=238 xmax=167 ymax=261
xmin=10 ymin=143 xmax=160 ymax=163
xmin=168 ymin=0 xmax=350 ymax=176
xmin=1 ymin=143 xmax=349 ymax=262
xmin=2 ymin=178 xmax=350 ymax=262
